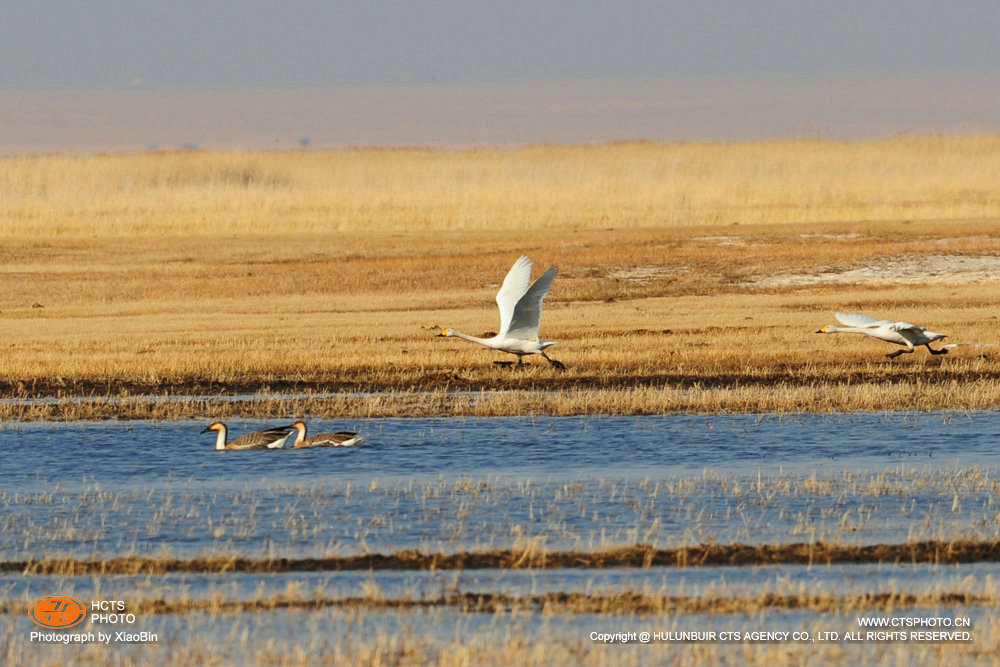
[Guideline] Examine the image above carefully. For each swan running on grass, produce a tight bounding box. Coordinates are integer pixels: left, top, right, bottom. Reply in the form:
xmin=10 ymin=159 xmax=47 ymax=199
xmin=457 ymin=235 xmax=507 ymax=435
xmin=201 ymin=421 xmax=295 ymax=450
xmin=816 ymin=312 xmax=948 ymax=359
xmin=437 ymin=255 xmax=565 ymax=368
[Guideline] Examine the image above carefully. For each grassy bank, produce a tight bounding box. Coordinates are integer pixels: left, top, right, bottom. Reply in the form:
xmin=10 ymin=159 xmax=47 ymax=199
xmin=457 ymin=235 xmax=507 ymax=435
xmin=2 ymin=139 xmax=999 ymax=418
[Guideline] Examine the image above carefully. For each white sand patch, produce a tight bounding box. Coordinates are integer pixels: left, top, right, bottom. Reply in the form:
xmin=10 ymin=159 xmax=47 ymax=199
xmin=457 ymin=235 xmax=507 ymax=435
xmin=796 ymin=233 xmax=862 ymax=240
xmin=692 ymin=233 xmax=861 ymax=246
xmin=748 ymin=254 xmax=1000 ymax=288
xmin=690 ymin=235 xmax=752 ymax=245
xmin=608 ymin=266 xmax=681 ymax=282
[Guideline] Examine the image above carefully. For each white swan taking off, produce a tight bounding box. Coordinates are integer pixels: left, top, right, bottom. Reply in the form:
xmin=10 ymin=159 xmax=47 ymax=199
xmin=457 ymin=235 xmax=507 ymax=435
xmin=290 ymin=420 xmax=363 ymax=448
xmin=201 ymin=421 xmax=295 ymax=450
xmin=816 ymin=312 xmax=948 ymax=359
xmin=437 ymin=255 xmax=564 ymax=368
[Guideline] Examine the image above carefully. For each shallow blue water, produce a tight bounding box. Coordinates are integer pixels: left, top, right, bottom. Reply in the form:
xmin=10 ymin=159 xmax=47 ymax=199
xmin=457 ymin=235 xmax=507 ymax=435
xmin=1 ymin=412 xmax=994 ymax=491
xmin=2 ymin=412 xmax=998 ymax=559
xmin=4 ymin=413 xmax=998 ymax=660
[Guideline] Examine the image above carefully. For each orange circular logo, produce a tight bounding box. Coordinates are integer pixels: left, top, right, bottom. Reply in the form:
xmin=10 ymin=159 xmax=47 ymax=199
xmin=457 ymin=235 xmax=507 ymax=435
xmin=28 ymin=595 xmax=87 ymax=629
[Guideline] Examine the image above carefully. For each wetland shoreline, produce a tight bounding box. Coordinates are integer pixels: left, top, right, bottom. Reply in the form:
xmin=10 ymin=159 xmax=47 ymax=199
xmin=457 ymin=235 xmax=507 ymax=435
xmin=1 ymin=372 xmax=998 ymax=421
xmin=7 ymin=361 xmax=1000 ymax=399
xmin=10 ymin=540 xmax=1000 ymax=575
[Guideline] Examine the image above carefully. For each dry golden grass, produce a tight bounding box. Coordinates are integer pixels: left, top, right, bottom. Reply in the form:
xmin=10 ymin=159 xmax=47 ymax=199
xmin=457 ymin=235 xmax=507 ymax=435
xmin=2 ymin=138 xmax=1000 ymax=416
xmin=4 ymin=137 xmax=1000 ymax=237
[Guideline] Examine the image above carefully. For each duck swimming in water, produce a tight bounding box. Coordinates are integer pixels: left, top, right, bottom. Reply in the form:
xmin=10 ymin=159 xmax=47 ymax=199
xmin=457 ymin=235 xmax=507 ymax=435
xmin=201 ymin=421 xmax=295 ymax=450
xmin=290 ymin=420 xmax=363 ymax=448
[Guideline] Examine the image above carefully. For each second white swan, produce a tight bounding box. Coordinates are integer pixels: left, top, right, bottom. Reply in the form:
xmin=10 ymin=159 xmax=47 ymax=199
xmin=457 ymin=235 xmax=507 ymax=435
xmin=816 ymin=312 xmax=948 ymax=359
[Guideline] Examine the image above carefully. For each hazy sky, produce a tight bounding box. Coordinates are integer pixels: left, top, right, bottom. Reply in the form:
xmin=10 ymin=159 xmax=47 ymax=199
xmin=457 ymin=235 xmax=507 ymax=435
xmin=5 ymin=1 xmax=999 ymax=88
xmin=3 ymin=2 xmax=999 ymax=149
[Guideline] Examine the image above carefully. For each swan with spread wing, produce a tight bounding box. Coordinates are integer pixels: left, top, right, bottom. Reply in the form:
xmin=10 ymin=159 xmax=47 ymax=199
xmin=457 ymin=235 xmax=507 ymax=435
xmin=438 ymin=255 xmax=564 ymax=368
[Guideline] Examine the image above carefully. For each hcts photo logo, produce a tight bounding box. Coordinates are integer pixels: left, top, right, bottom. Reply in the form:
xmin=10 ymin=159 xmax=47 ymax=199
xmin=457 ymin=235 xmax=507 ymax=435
xmin=28 ymin=595 xmax=87 ymax=630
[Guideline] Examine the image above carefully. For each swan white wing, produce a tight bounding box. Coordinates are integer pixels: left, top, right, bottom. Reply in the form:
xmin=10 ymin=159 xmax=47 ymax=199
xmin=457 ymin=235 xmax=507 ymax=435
xmin=496 ymin=256 xmax=533 ymax=336
xmin=889 ymin=321 xmax=925 ymax=332
xmin=506 ymin=266 xmax=558 ymax=340
xmin=835 ymin=312 xmax=893 ymax=328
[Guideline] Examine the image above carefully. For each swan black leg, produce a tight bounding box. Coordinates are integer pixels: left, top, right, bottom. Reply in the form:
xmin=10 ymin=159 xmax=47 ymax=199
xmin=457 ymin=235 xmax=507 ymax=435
xmin=541 ymin=352 xmax=565 ymax=369
xmin=926 ymin=345 xmax=948 ymax=355
xmin=495 ymin=356 xmax=529 ymax=368
xmin=886 ymin=349 xmax=911 ymax=359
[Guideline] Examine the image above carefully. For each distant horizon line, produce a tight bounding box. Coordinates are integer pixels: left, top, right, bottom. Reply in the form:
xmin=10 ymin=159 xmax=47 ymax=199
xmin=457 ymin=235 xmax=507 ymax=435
xmin=4 ymin=73 xmax=1000 ymax=153
xmin=9 ymin=132 xmax=1000 ymax=159
xmin=4 ymin=67 xmax=1000 ymax=93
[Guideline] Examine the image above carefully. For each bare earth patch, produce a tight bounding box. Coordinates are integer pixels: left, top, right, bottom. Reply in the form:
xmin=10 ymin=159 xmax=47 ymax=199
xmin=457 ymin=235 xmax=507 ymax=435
xmin=748 ymin=253 xmax=1000 ymax=288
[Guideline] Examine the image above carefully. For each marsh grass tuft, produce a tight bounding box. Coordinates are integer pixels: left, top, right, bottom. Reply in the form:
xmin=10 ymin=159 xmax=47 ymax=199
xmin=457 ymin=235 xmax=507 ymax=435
xmin=11 ymin=539 xmax=1000 ymax=575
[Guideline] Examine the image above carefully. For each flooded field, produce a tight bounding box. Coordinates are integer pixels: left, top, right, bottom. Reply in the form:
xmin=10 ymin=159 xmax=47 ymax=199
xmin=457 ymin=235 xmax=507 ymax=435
xmin=4 ymin=412 xmax=999 ymax=664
